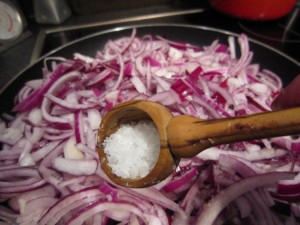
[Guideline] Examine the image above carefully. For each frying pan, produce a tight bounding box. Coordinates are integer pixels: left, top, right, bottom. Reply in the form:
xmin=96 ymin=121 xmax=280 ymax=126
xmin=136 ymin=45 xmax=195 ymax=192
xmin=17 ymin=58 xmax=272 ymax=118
xmin=0 ymin=24 xmax=299 ymax=114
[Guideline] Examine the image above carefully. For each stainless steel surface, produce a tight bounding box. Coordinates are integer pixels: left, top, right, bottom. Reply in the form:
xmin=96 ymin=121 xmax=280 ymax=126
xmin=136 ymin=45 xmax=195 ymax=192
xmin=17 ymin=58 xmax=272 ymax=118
xmin=69 ymin=0 xmax=172 ymax=14
xmin=33 ymin=0 xmax=71 ymax=24
xmin=30 ymin=7 xmax=205 ymax=63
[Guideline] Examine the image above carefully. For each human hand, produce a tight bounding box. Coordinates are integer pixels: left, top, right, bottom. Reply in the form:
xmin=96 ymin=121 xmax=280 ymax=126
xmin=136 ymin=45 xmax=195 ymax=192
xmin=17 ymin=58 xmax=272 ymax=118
xmin=271 ymin=75 xmax=300 ymax=110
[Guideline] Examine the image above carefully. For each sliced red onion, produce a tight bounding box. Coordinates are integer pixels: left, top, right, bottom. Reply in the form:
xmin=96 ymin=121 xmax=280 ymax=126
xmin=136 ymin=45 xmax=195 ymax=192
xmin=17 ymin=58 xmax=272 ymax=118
xmin=250 ymin=190 xmax=276 ymax=225
xmin=25 ymin=79 xmax=43 ymax=89
xmin=0 ymin=179 xmax=46 ymax=194
xmin=41 ymin=71 xmax=82 ymax=128
xmin=270 ymin=191 xmax=300 ymax=203
xmin=121 ymin=187 xmax=186 ymax=216
xmin=17 ymin=196 xmax=58 ymax=224
xmin=0 ymin=127 xmax=23 ymax=145
xmin=13 ymin=64 xmax=72 ymax=112
xmin=52 ymin=158 xmax=97 ymax=176
xmin=75 ymin=143 xmax=98 ymax=159
xmin=63 ymin=136 xmax=84 ymax=159
xmin=131 ymin=76 xmax=147 ymax=94
xmin=147 ymin=91 xmax=178 ymax=105
xmin=143 ymin=56 xmax=161 ymax=67
xmin=43 ymin=130 xmax=73 ymax=141
xmin=234 ymin=195 xmax=252 ymax=218
xmin=277 ymin=172 xmax=300 ymax=195
xmin=64 ymin=200 xmax=143 ymax=225
xmin=0 ymin=29 xmax=297 ymax=225
xmin=198 ymin=147 xmax=287 ymax=162
xmin=38 ymin=186 xmax=103 ymax=225
xmin=163 ymin=168 xmax=198 ymax=193
xmin=74 ymin=111 xmax=85 ymax=144
xmin=40 ymin=141 xmax=66 ymax=167
xmin=0 ymin=205 xmax=18 ymax=223
xmin=156 ymin=35 xmax=200 ymax=50
xmin=17 ymin=185 xmax=58 ymax=214
xmin=0 ymin=177 xmax=39 ymax=189
xmin=31 ymin=140 xmax=62 ymax=162
xmin=194 ymin=172 xmax=294 ymax=225
xmin=45 ymin=94 xmax=97 ymax=110
xmin=0 ymin=167 xmax=41 ymax=179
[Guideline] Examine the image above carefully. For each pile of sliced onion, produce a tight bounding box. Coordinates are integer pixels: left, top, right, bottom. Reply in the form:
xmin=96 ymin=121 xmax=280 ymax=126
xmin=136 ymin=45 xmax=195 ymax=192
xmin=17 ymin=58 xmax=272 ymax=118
xmin=0 ymin=29 xmax=299 ymax=225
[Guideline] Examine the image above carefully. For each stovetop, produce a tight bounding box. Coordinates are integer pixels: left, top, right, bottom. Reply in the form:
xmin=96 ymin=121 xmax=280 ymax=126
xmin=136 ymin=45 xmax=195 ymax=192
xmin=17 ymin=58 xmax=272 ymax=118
xmin=31 ymin=3 xmax=300 ymax=63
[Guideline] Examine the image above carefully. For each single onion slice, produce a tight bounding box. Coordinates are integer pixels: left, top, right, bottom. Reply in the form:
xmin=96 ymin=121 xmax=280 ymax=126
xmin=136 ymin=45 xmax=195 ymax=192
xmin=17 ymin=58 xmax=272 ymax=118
xmin=163 ymin=168 xmax=198 ymax=193
xmin=65 ymin=200 xmax=144 ymax=225
xmin=270 ymin=191 xmax=300 ymax=203
xmin=52 ymin=158 xmax=97 ymax=176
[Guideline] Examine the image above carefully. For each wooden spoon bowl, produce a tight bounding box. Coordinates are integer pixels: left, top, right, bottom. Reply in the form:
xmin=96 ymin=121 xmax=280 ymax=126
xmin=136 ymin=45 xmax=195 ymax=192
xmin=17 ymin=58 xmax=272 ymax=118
xmin=97 ymin=100 xmax=179 ymax=188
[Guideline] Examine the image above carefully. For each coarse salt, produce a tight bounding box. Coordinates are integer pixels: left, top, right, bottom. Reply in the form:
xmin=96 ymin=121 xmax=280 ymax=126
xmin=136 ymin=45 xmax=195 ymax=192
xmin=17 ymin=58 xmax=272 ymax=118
xmin=103 ymin=121 xmax=160 ymax=179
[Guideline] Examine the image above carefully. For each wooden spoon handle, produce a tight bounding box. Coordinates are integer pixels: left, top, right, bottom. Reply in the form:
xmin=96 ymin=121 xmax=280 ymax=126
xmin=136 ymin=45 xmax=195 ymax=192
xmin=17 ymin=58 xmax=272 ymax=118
xmin=167 ymin=107 xmax=300 ymax=158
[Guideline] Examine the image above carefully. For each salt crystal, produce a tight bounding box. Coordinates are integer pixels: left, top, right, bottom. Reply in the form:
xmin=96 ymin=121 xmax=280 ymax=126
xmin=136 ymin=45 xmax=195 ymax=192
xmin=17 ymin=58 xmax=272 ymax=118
xmin=103 ymin=121 xmax=160 ymax=179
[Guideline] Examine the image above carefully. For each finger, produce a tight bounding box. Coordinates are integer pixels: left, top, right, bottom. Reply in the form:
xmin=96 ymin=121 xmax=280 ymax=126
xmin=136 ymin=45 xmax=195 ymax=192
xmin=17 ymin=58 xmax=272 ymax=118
xmin=271 ymin=75 xmax=300 ymax=110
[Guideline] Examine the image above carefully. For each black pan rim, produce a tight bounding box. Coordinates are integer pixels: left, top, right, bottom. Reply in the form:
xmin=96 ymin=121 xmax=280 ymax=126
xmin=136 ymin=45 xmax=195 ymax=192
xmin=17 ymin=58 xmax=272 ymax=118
xmin=1 ymin=23 xmax=299 ymax=96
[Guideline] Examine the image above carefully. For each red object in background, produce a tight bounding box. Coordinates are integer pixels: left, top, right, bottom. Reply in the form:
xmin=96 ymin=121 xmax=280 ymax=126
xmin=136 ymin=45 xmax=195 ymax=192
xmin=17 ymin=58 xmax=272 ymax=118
xmin=209 ymin=0 xmax=297 ymax=20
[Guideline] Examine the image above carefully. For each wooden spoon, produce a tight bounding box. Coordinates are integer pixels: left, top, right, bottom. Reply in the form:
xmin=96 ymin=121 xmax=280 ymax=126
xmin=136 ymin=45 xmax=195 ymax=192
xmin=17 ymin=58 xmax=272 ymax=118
xmin=97 ymin=100 xmax=300 ymax=188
